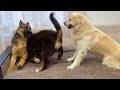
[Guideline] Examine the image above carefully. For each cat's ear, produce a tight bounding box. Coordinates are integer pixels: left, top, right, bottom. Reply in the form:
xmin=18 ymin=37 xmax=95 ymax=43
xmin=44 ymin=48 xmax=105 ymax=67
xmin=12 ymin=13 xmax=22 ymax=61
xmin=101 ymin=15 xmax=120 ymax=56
xmin=19 ymin=20 xmax=23 ymax=26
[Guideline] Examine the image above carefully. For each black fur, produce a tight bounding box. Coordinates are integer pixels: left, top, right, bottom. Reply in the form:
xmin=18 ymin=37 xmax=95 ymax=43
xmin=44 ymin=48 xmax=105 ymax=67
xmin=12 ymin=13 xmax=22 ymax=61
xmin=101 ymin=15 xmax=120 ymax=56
xmin=27 ymin=13 xmax=63 ymax=71
xmin=50 ymin=13 xmax=61 ymax=32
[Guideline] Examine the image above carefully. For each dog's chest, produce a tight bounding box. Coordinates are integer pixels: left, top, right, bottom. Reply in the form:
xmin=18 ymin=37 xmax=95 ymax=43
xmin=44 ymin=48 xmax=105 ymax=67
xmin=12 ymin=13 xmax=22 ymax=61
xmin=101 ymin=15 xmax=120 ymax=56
xmin=71 ymin=31 xmax=89 ymax=42
xmin=18 ymin=47 xmax=26 ymax=57
xmin=12 ymin=40 xmax=27 ymax=57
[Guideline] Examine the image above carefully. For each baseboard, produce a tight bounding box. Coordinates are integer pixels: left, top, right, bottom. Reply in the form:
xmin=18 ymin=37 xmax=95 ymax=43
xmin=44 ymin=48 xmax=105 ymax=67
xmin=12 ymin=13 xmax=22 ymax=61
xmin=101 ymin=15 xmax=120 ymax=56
xmin=0 ymin=46 xmax=11 ymax=79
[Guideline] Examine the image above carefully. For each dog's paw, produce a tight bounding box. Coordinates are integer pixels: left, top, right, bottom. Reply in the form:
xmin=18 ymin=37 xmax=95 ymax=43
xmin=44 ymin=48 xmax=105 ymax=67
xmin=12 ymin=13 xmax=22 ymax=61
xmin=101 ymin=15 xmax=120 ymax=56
xmin=113 ymin=64 xmax=120 ymax=70
xmin=67 ymin=58 xmax=74 ymax=62
xmin=67 ymin=65 xmax=75 ymax=70
xmin=17 ymin=64 xmax=23 ymax=70
xmin=34 ymin=58 xmax=40 ymax=64
xmin=7 ymin=69 xmax=13 ymax=74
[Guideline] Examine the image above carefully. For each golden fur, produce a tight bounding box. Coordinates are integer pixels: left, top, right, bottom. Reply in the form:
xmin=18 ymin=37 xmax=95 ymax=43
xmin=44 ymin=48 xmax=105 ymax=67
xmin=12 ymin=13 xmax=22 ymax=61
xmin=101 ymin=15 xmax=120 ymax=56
xmin=64 ymin=13 xmax=120 ymax=70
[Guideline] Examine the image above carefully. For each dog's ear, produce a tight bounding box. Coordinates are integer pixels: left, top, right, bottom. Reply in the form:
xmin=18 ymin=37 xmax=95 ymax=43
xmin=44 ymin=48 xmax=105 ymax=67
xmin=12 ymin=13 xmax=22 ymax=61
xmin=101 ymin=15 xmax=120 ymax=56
xmin=19 ymin=20 xmax=23 ymax=26
xmin=26 ymin=22 xmax=29 ymax=25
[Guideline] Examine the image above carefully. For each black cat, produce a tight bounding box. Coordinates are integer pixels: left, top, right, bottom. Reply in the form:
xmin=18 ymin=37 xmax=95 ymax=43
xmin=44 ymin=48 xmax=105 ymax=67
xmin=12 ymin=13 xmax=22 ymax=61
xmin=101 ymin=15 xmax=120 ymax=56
xmin=27 ymin=13 xmax=63 ymax=72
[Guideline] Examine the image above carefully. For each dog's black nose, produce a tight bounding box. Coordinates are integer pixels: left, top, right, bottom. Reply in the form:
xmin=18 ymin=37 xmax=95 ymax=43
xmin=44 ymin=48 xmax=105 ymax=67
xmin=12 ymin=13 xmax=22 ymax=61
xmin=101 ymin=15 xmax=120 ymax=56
xmin=26 ymin=30 xmax=32 ymax=34
xmin=28 ymin=31 xmax=32 ymax=34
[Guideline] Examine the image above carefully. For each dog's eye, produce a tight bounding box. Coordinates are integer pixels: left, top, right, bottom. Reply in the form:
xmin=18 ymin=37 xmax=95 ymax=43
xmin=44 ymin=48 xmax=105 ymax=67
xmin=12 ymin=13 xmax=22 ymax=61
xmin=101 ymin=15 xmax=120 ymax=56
xmin=22 ymin=26 xmax=25 ymax=28
xmin=29 ymin=27 xmax=31 ymax=29
xmin=24 ymin=26 xmax=28 ymax=29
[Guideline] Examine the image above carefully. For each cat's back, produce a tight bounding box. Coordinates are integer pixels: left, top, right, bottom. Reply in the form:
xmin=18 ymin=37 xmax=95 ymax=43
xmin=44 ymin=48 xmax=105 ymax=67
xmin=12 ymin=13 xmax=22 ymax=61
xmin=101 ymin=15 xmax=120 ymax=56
xmin=27 ymin=30 xmax=56 ymax=46
xmin=34 ymin=30 xmax=56 ymax=38
xmin=27 ymin=30 xmax=57 ymax=53
xmin=32 ymin=30 xmax=56 ymax=39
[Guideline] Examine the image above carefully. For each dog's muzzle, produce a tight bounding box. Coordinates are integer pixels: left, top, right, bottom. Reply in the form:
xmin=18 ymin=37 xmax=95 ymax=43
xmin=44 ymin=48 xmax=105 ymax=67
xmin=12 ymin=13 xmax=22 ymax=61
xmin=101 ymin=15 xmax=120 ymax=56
xmin=24 ymin=30 xmax=32 ymax=38
xmin=67 ymin=24 xmax=73 ymax=29
xmin=64 ymin=21 xmax=73 ymax=29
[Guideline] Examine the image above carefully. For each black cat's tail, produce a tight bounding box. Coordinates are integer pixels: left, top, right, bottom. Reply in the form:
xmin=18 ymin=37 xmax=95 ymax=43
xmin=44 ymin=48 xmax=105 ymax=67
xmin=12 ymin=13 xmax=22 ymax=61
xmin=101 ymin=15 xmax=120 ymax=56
xmin=50 ymin=12 xmax=61 ymax=32
xmin=50 ymin=12 xmax=62 ymax=50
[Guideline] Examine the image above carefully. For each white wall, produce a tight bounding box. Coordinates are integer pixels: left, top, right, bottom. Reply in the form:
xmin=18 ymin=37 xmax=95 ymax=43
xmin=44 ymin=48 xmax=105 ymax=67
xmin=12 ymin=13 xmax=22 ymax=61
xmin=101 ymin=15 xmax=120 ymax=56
xmin=69 ymin=11 xmax=87 ymax=16
xmin=86 ymin=11 xmax=120 ymax=25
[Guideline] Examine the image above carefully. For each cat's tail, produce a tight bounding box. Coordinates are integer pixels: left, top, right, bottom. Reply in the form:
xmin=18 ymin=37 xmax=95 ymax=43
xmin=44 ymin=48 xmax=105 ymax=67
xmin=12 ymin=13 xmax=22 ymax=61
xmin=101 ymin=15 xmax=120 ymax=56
xmin=50 ymin=12 xmax=62 ymax=50
xmin=50 ymin=12 xmax=61 ymax=32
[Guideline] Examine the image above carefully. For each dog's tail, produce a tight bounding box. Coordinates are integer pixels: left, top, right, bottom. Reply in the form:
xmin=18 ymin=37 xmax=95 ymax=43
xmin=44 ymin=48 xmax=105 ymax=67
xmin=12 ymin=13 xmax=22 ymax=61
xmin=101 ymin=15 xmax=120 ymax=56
xmin=50 ymin=12 xmax=62 ymax=50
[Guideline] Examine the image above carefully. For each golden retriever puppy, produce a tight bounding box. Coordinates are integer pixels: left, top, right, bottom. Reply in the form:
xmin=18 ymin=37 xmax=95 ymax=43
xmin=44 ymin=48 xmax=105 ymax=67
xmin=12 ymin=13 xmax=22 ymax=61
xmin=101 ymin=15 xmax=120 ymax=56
xmin=64 ymin=13 xmax=120 ymax=70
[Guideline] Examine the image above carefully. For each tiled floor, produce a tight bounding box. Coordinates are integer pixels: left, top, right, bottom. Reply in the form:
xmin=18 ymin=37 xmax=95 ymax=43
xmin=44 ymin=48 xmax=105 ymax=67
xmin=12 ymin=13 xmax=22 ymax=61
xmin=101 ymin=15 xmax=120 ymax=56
xmin=4 ymin=51 xmax=120 ymax=79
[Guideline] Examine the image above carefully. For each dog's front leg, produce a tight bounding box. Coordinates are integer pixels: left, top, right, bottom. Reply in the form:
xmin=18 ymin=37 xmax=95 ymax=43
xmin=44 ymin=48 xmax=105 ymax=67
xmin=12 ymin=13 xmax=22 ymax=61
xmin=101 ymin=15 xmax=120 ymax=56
xmin=7 ymin=55 xmax=17 ymax=73
xmin=67 ymin=49 xmax=87 ymax=70
xmin=67 ymin=50 xmax=78 ymax=62
xmin=17 ymin=52 xmax=28 ymax=69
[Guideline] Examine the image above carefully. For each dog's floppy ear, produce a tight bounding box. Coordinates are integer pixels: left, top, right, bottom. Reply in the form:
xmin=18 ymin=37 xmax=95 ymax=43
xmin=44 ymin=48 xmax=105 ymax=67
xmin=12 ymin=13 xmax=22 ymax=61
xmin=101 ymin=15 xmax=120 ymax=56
xmin=19 ymin=20 xmax=23 ymax=26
